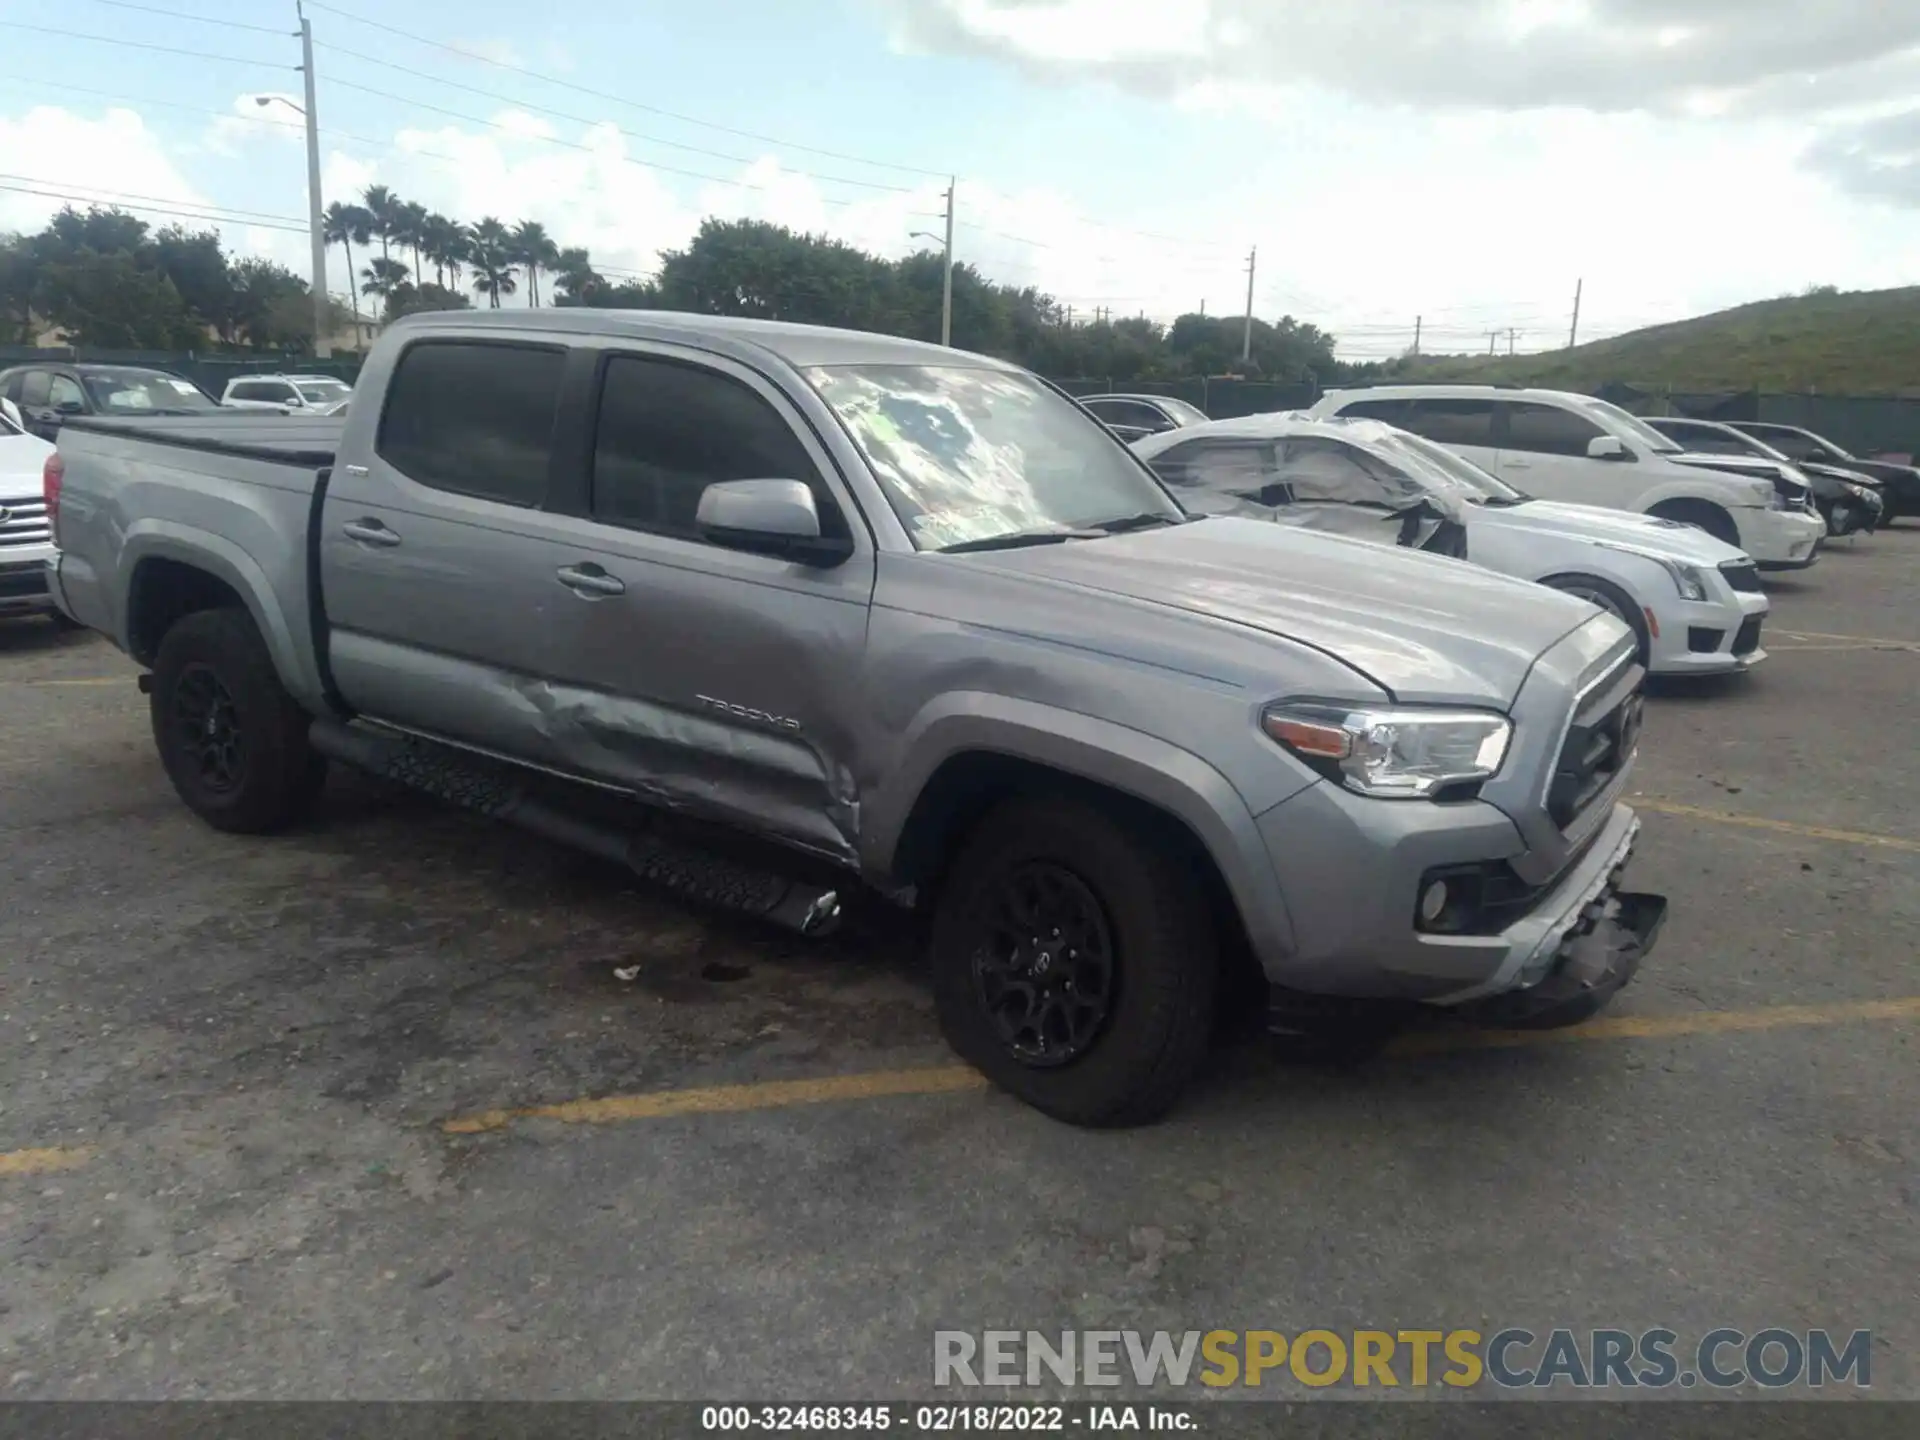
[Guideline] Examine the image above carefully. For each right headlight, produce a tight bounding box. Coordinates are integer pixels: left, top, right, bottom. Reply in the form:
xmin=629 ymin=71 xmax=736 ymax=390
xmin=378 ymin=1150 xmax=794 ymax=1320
xmin=1261 ymin=703 xmax=1512 ymax=799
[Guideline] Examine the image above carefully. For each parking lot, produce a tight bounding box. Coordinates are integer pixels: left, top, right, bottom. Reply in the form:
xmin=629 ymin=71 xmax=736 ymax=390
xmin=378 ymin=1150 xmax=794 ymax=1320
xmin=1 ymin=530 xmax=1916 ymax=1402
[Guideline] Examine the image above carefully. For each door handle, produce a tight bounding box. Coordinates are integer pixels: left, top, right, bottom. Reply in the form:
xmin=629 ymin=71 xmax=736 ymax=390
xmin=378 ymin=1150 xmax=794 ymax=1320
xmin=1502 ymin=458 xmax=1532 ymax=469
xmin=341 ymin=518 xmax=401 ymax=547
xmin=556 ymin=563 xmax=625 ymax=597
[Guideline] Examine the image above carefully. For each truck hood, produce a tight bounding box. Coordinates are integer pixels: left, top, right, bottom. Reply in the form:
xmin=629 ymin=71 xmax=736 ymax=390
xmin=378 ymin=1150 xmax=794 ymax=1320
xmin=958 ymin=516 xmax=1598 ymax=708
xmin=1474 ymin=499 xmax=1748 ymax=564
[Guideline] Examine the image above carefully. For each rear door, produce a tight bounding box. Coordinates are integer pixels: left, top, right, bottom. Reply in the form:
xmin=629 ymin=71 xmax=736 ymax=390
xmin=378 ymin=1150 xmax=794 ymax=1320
xmin=318 ymin=334 xmax=595 ymax=766
xmin=1396 ymin=397 xmax=1500 ymax=472
xmin=1491 ymin=399 xmax=1614 ymax=505
xmin=522 ymin=343 xmax=876 ymax=861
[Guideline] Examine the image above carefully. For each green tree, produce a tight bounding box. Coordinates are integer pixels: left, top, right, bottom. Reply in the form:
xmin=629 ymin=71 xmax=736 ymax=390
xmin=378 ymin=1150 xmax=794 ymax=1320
xmin=35 ymin=249 xmax=200 ymax=348
xmin=152 ymin=226 xmax=233 ymax=340
xmin=0 ymin=233 xmax=43 ymax=343
xmin=511 ymin=219 xmax=558 ymax=307
xmin=360 ymin=254 xmax=412 ymax=313
xmin=396 ymin=200 xmax=431 ymax=283
xmin=323 ymin=201 xmax=373 ymax=342
xmin=362 ymin=184 xmax=400 ymax=262
xmin=467 ymin=218 xmax=517 ymax=309
xmin=420 ymin=213 xmax=467 ymax=289
xmin=550 ymin=246 xmax=604 ymax=305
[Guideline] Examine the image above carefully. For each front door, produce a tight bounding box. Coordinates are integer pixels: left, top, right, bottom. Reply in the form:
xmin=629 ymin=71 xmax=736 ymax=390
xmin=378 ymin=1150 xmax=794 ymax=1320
xmin=1488 ymin=400 xmax=1616 ymax=507
xmin=525 ymin=344 xmax=876 ymax=863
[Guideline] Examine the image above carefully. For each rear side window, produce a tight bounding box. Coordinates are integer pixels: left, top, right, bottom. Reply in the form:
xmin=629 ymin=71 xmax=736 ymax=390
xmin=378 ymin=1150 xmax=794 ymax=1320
xmin=1502 ymin=401 xmax=1605 ymax=457
xmin=590 ymin=354 xmax=842 ymax=541
xmin=377 ymin=341 xmax=564 ymax=507
xmin=20 ymin=371 xmax=51 ymax=407
xmin=1334 ymin=397 xmax=1409 ymax=425
xmin=1399 ymin=398 xmax=1494 ymax=446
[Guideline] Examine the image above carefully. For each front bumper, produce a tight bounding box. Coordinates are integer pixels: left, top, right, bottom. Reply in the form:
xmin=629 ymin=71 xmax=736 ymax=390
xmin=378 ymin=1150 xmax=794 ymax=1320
xmin=1735 ymin=507 xmax=1824 ymax=568
xmin=0 ymin=544 xmax=57 ymax=616
xmin=1645 ymin=585 xmax=1769 ymax=676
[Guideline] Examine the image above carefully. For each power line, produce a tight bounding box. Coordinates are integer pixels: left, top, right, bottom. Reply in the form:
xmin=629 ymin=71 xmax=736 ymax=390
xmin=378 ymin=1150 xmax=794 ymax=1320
xmin=1 ymin=24 xmax=292 ymax=69
xmin=0 ymin=181 xmax=309 ymax=234
xmin=78 ymin=0 xmax=294 ymax=35
xmin=0 ymin=173 xmax=307 ymax=226
xmin=311 ymin=39 xmax=917 ymax=194
xmin=303 ymin=0 xmax=948 ymax=179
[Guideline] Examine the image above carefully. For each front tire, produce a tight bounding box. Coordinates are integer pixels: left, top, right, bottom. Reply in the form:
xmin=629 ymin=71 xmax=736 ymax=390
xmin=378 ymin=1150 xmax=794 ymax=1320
xmin=1542 ymin=574 xmax=1650 ymax=666
xmin=1647 ymin=499 xmax=1739 ymax=548
xmin=149 ymin=607 xmax=326 ymax=834
xmin=930 ymin=794 xmax=1218 ymax=1127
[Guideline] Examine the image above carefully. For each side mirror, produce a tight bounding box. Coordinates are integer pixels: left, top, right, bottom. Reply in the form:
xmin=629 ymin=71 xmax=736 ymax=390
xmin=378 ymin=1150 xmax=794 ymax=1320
xmin=695 ymin=479 xmax=853 ymax=566
xmin=55 ymin=399 xmax=84 ymax=416
xmin=0 ymin=397 xmax=22 ymax=430
xmin=1586 ymin=435 xmax=1631 ymax=461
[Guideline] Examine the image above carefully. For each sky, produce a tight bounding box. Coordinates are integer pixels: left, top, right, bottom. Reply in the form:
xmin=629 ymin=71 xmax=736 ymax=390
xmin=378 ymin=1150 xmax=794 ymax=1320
xmin=1 ymin=0 xmax=1917 ymax=360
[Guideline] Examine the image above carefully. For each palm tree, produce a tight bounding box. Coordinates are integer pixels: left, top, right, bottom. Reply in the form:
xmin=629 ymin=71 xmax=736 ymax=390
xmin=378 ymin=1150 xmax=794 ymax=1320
xmin=322 ymin=200 xmax=373 ymax=343
xmin=361 ymin=184 xmax=400 ymax=261
xmin=360 ymin=255 xmax=412 ymax=313
xmin=467 ymin=217 xmax=517 ymax=309
xmin=510 ymin=219 xmax=559 ymax=308
xmin=550 ymin=246 xmax=602 ymax=305
xmin=419 ymin=213 xmax=463 ymax=289
xmin=396 ymin=200 xmax=431 ymax=284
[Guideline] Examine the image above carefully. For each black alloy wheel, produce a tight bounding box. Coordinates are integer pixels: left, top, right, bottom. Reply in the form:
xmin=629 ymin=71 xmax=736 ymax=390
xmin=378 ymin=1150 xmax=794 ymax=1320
xmin=970 ymin=860 xmax=1118 ymax=1067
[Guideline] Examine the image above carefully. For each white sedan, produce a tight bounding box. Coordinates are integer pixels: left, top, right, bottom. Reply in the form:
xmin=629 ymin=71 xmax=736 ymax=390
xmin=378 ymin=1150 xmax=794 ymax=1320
xmin=1131 ymin=413 xmax=1770 ymax=676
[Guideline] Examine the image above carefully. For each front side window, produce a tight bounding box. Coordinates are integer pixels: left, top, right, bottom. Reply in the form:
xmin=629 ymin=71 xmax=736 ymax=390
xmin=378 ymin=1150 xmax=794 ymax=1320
xmin=1502 ymin=401 xmax=1606 ymax=457
xmin=807 ymin=364 xmax=1181 ymax=550
xmin=591 ymin=354 xmax=841 ymax=541
xmin=1336 ymin=397 xmax=1410 ymax=425
xmin=1147 ymin=439 xmax=1275 ymax=509
xmin=1400 ymin=398 xmax=1495 ymax=447
xmin=1085 ymin=398 xmax=1171 ymax=431
xmin=1571 ymin=397 xmax=1682 ymax=453
xmin=376 ymin=341 xmax=564 ymax=507
xmin=1154 ymin=396 xmax=1210 ymax=426
xmin=296 ymin=381 xmax=350 ymax=405
xmin=49 ymin=375 xmax=86 ymax=410
xmin=19 ymin=371 xmax=51 ymax=407
xmin=1276 ymin=437 xmax=1425 ymax=507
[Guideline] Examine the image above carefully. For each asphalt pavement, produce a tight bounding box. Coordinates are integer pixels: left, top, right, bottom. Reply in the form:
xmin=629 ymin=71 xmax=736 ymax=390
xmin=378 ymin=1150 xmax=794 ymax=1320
xmin=0 ymin=530 xmax=1915 ymax=1403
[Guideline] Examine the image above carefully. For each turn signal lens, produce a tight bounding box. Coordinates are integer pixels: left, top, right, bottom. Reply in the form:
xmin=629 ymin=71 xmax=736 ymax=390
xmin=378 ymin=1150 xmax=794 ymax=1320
xmin=1261 ymin=714 xmax=1351 ymax=758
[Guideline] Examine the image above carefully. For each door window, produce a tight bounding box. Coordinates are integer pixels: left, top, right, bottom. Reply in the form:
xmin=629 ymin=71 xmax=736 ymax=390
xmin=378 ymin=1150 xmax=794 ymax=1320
xmin=19 ymin=371 xmax=51 ymax=407
xmin=590 ymin=353 xmax=842 ymax=542
xmin=49 ymin=375 xmax=86 ymax=411
xmin=1274 ymin=437 xmax=1410 ymax=506
xmin=1334 ymin=397 xmax=1409 ymax=425
xmin=376 ymin=341 xmax=564 ymax=507
xmin=1501 ymin=401 xmax=1606 ymax=457
xmin=1146 ymin=439 xmax=1275 ymax=505
xmin=1085 ymin=398 xmax=1171 ymax=431
xmin=1399 ymin=398 xmax=1495 ymax=446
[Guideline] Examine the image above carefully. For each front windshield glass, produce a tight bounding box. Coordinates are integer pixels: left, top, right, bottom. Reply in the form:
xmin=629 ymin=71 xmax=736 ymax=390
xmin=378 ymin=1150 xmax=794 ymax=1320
xmin=84 ymin=371 xmax=217 ymax=413
xmin=1574 ymin=397 xmax=1682 ymax=453
xmin=296 ymin=381 xmax=351 ymax=404
xmin=1373 ymin=430 xmax=1526 ymax=502
xmin=806 ymin=364 xmax=1181 ymax=551
xmin=1156 ymin=396 xmax=1210 ymax=425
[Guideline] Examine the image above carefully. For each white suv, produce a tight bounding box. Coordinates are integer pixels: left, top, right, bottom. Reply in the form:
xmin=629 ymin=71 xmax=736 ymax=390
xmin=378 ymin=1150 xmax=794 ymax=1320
xmin=1310 ymin=384 xmax=1827 ymax=570
xmin=220 ymin=374 xmax=352 ymax=413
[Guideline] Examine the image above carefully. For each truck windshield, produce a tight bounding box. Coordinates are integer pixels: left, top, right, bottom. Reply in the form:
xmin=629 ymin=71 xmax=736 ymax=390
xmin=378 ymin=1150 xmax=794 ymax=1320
xmin=84 ymin=371 xmax=218 ymax=414
xmin=807 ymin=363 xmax=1183 ymax=551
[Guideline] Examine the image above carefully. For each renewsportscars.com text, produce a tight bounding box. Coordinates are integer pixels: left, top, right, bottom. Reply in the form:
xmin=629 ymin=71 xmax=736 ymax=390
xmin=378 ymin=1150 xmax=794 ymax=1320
xmin=932 ymin=1328 xmax=1872 ymax=1391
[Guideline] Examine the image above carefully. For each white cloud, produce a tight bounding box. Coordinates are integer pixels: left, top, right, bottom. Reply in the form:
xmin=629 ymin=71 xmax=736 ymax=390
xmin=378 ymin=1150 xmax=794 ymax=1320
xmin=203 ymin=92 xmax=306 ymax=158
xmin=0 ymin=105 xmax=215 ymax=234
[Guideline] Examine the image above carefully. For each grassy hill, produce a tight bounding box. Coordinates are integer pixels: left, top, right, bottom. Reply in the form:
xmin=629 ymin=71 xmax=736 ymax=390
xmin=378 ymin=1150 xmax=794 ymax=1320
xmin=1377 ymin=285 xmax=1920 ymax=396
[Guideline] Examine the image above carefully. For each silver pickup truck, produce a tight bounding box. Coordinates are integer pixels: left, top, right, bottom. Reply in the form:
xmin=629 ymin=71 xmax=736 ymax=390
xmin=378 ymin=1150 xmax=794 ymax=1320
xmin=46 ymin=311 xmax=1664 ymax=1125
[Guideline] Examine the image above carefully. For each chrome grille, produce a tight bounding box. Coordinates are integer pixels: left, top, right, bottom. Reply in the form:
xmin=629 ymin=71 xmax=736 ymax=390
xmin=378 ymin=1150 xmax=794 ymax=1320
xmin=1718 ymin=560 xmax=1762 ymax=594
xmin=0 ymin=498 xmax=50 ymax=547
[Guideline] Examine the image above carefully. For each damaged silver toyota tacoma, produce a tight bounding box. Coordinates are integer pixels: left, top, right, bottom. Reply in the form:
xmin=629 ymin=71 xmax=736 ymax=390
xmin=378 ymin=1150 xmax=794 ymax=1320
xmin=43 ymin=311 xmax=1666 ymax=1125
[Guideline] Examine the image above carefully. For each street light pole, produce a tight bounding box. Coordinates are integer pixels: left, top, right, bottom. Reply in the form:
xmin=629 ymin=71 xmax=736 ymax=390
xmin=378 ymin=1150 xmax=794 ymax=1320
xmin=298 ymin=11 xmax=329 ymax=358
xmin=939 ymin=178 xmax=954 ymax=348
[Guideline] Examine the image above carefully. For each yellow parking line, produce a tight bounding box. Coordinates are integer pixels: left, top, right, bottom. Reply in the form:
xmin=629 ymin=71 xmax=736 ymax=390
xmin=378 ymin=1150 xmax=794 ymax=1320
xmin=1633 ymin=798 xmax=1920 ymax=853
xmin=442 ymin=997 xmax=1920 ymax=1135
xmin=0 ymin=1145 xmax=93 ymax=1176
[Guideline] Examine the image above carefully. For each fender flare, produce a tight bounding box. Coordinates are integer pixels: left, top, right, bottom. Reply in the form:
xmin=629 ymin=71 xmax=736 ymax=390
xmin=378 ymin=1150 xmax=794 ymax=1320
xmin=866 ymin=691 xmax=1297 ymax=960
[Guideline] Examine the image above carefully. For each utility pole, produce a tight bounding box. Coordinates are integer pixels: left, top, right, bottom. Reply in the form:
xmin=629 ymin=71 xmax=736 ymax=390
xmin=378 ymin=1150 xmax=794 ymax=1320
xmin=297 ymin=5 xmax=330 ymax=357
xmin=1486 ymin=329 xmax=1501 ymax=355
xmin=1507 ymin=327 xmax=1520 ymax=356
xmin=1241 ymin=245 xmax=1257 ymax=362
xmin=1568 ymin=277 xmax=1583 ymax=348
xmin=1413 ymin=315 xmax=1422 ymax=356
xmin=939 ymin=177 xmax=954 ymax=348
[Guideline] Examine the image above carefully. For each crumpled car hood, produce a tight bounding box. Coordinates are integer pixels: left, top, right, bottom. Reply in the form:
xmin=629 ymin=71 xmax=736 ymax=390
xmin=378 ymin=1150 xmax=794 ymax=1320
xmin=955 ymin=516 xmax=1601 ymax=708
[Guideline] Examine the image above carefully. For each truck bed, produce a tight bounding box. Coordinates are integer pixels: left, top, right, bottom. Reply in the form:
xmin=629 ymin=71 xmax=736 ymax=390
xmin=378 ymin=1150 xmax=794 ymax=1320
xmin=60 ymin=412 xmax=342 ymax=468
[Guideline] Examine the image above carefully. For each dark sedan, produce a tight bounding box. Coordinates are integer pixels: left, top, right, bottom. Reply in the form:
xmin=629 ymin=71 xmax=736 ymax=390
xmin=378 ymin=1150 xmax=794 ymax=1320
xmin=1726 ymin=421 xmax=1919 ymax=524
xmin=0 ymin=363 xmax=219 ymax=442
xmin=1648 ymin=416 xmax=1885 ymax=536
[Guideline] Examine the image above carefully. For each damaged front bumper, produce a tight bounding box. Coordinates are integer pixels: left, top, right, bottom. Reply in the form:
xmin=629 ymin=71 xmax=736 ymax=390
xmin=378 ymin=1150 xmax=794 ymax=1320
xmin=1454 ymin=889 xmax=1666 ymax=1030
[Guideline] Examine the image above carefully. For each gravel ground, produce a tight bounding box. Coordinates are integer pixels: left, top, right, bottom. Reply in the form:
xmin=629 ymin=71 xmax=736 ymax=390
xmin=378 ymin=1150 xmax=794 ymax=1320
xmin=0 ymin=530 xmax=1915 ymax=1403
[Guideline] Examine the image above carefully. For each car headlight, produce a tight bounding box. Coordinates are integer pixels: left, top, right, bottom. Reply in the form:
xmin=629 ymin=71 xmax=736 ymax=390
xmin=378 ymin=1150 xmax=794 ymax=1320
xmin=1261 ymin=703 xmax=1512 ymax=799
xmin=1594 ymin=542 xmax=1708 ymax=600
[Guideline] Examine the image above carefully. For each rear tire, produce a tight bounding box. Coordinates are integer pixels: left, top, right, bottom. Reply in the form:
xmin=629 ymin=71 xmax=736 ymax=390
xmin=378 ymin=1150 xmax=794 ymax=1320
xmin=929 ymin=794 xmax=1217 ymax=1127
xmin=1647 ymin=499 xmax=1739 ymax=548
xmin=149 ymin=607 xmax=326 ymax=834
xmin=1541 ymin=573 xmax=1650 ymax=667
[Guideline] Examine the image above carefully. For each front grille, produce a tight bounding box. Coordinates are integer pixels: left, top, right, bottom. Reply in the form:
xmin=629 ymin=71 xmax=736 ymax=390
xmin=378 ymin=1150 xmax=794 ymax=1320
xmin=1548 ymin=659 xmax=1643 ymax=830
xmin=1687 ymin=626 xmax=1725 ymax=654
xmin=0 ymin=499 xmax=51 ymax=547
xmin=0 ymin=565 xmax=49 ymax=600
xmin=1719 ymin=561 xmax=1762 ymax=594
xmin=1732 ymin=615 xmax=1763 ymax=656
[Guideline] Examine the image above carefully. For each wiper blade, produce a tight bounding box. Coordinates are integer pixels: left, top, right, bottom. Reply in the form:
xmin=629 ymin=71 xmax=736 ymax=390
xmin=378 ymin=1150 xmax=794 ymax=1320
xmin=938 ymin=528 xmax=1099 ymax=553
xmin=1085 ymin=510 xmax=1185 ymax=533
